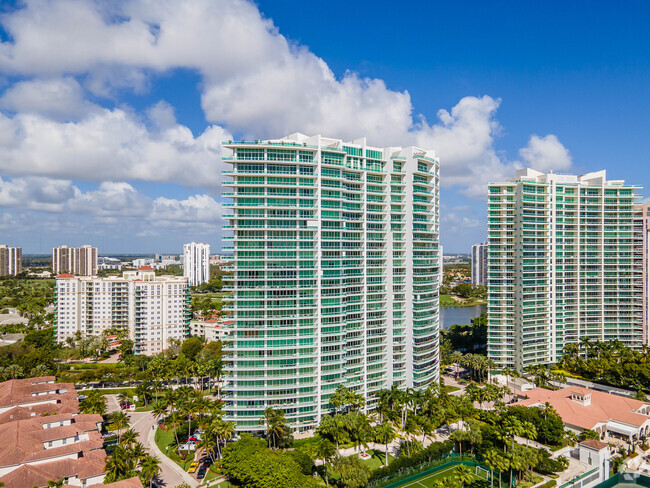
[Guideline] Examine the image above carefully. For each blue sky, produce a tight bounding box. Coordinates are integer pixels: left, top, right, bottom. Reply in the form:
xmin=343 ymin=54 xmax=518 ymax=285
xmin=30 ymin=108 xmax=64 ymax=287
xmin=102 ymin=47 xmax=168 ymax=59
xmin=0 ymin=0 xmax=647 ymax=254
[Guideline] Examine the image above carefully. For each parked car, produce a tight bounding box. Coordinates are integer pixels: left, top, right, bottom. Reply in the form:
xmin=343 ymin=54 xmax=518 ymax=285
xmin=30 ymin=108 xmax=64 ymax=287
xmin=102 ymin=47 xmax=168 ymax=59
xmin=188 ymin=462 xmax=199 ymax=473
xmin=196 ymin=465 xmax=206 ymax=479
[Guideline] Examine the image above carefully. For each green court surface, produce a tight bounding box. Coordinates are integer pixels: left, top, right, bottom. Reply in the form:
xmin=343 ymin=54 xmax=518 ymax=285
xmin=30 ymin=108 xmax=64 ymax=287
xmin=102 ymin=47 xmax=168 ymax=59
xmin=387 ymin=463 xmax=490 ymax=488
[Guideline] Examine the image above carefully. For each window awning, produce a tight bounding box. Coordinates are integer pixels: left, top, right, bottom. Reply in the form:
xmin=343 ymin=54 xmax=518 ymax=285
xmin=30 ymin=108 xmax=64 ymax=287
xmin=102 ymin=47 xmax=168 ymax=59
xmin=606 ymin=420 xmax=639 ymax=437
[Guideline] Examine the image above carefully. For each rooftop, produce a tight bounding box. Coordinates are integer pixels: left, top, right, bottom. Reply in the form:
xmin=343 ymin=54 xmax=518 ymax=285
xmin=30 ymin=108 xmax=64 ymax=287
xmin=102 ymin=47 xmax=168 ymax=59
xmin=0 ymin=413 xmax=103 ymax=467
xmin=0 ymin=450 xmax=106 ymax=488
xmin=514 ymin=385 xmax=650 ymax=430
xmin=0 ymin=377 xmax=76 ymax=409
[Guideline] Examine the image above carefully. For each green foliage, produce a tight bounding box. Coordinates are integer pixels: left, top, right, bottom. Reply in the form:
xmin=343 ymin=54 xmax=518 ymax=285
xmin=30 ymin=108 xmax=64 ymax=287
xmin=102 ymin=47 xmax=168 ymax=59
xmin=534 ymin=451 xmax=569 ymax=475
xmin=367 ymin=441 xmax=454 ymax=482
xmin=79 ymin=391 xmax=107 ymax=415
xmin=538 ymin=481 xmax=557 ymax=488
xmin=559 ymin=340 xmax=650 ymax=392
xmin=441 ymin=313 xmax=487 ymax=354
xmin=24 ymin=327 xmax=56 ymax=349
xmin=180 ymin=337 xmax=203 ymax=360
xmin=579 ymin=429 xmax=601 ymax=441
xmin=222 ymin=434 xmax=319 ymax=488
xmin=506 ymin=406 xmax=565 ymax=446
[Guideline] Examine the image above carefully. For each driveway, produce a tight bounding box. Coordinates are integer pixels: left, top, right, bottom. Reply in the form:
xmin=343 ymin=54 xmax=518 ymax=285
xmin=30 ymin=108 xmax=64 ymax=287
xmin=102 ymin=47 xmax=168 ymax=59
xmin=128 ymin=411 xmax=199 ymax=488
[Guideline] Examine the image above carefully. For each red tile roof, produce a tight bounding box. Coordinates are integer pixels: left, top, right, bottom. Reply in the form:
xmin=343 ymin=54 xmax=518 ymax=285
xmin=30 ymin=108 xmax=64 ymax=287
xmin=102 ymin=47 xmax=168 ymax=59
xmin=514 ymin=386 xmax=650 ymax=430
xmin=0 ymin=399 xmax=79 ymax=425
xmin=0 ymin=414 xmax=103 ymax=467
xmin=87 ymin=477 xmax=144 ymax=488
xmin=138 ymin=266 xmax=154 ymax=271
xmin=580 ymin=439 xmax=610 ymax=450
xmin=0 ymin=377 xmax=76 ymax=409
xmin=55 ymin=273 xmax=75 ymax=279
xmin=0 ymin=450 xmax=106 ymax=488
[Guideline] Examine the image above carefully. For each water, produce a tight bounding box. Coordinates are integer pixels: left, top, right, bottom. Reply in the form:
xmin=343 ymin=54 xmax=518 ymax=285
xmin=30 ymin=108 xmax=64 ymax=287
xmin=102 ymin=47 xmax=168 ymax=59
xmin=440 ymin=305 xmax=486 ymax=329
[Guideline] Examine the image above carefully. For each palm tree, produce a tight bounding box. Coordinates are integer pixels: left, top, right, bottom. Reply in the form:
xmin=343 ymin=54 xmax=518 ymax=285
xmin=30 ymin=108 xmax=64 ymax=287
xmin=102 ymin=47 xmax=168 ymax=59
xmin=311 ymin=437 xmax=336 ymax=486
xmin=112 ymin=411 xmax=129 ymax=444
xmin=374 ymin=422 xmax=397 ymax=467
xmin=449 ymin=351 xmax=463 ymax=379
xmin=454 ymin=465 xmax=475 ymax=488
xmin=120 ymin=428 xmax=138 ymax=447
xmin=151 ymin=401 xmax=167 ymax=424
xmin=317 ymin=414 xmax=348 ymax=450
xmin=5 ymin=364 xmax=23 ymax=379
xmin=140 ymin=455 xmax=161 ymax=488
xmin=261 ymin=406 xmax=288 ymax=449
xmin=31 ymin=364 xmax=49 ymax=377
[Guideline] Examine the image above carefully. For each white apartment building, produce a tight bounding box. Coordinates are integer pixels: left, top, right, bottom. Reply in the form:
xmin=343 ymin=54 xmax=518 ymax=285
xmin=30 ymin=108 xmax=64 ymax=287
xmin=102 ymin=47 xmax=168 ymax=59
xmin=471 ymin=241 xmax=488 ymax=286
xmin=55 ymin=268 xmax=191 ymax=355
xmin=0 ymin=245 xmax=22 ymax=276
xmin=488 ymin=169 xmax=643 ymax=369
xmin=222 ymin=133 xmax=440 ymax=431
xmin=98 ymin=257 xmax=123 ymax=270
xmin=190 ymin=318 xmax=231 ymax=342
xmin=52 ymin=245 xmax=97 ymax=276
xmin=183 ymin=242 xmax=211 ymax=286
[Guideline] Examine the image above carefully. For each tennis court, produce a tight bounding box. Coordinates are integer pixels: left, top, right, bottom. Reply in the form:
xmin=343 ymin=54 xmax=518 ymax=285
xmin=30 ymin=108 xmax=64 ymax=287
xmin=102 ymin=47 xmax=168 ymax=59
xmin=388 ymin=463 xmax=491 ymax=488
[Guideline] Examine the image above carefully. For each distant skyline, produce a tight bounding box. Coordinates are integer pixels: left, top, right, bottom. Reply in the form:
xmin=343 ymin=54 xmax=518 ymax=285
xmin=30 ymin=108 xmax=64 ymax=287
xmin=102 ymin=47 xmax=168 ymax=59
xmin=0 ymin=0 xmax=648 ymax=253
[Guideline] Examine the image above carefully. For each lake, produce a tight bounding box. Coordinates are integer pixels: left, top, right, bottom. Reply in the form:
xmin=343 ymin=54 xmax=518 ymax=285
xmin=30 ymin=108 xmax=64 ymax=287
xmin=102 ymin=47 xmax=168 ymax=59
xmin=440 ymin=304 xmax=486 ymax=329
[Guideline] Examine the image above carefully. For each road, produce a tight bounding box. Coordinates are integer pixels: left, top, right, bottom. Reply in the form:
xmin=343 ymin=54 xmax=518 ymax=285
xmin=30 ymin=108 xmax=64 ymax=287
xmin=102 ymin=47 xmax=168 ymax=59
xmin=129 ymin=411 xmax=199 ymax=488
xmin=105 ymin=394 xmax=198 ymax=487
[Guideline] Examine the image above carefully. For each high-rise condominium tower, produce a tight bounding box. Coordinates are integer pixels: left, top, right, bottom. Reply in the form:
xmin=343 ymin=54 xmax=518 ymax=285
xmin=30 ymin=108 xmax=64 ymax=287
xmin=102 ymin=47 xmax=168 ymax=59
xmin=0 ymin=245 xmax=22 ymax=276
xmin=183 ymin=242 xmax=211 ymax=286
xmin=222 ymin=133 xmax=440 ymax=431
xmin=488 ymin=169 xmax=643 ymax=370
xmin=634 ymin=204 xmax=650 ymax=344
xmin=471 ymin=241 xmax=488 ymax=286
xmin=52 ymin=245 xmax=97 ymax=276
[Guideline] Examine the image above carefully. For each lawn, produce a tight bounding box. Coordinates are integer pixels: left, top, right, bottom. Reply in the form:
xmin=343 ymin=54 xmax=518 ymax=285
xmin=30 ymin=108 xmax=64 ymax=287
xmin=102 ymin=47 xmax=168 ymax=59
xmin=440 ymin=294 xmax=486 ymax=308
xmin=154 ymin=426 xmax=196 ymax=471
xmin=361 ymin=449 xmax=395 ymax=470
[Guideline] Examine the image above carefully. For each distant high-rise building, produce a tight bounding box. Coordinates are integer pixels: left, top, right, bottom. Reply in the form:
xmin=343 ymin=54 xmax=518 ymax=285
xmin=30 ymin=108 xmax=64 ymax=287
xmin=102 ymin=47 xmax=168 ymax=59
xmin=55 ymin=268 xmax=190 ymax=355
xmin=471 ymin=242 xmax=488 ymax=286
xmin=635 ymin=204 xmax=650 ymax=345
xmin=52 ymin=245 xmax=97 ymax=276
xmin=223 ymin=133 xmax=440 ymax=432
xmin=488 ymin=169 xmax=643 ymax=370
xmin=0 ymin=245 xmax=22 ymax=276
xmin=183 ymin=242 xmax=210 ymax=286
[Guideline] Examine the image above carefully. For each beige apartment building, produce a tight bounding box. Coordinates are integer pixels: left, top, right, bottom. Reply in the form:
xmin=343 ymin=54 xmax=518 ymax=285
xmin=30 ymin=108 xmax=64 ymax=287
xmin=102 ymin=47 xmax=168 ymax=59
xmin=52 ymin=245 xmax=97 ymax=276
xmin=55 ymin=268 xmax=191 ymax=355
xmin=0 ymin=245 xmax=22 ymax=276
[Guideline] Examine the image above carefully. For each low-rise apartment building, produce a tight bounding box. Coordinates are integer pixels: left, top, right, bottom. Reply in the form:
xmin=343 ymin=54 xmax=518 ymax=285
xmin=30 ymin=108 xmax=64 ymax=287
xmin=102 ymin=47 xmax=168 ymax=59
xmin=55 ymin=268 xmax=191 ymax=355
xmin=0 ymin=376 xmax=79 ymax=422
xmin=0 ymin=377 xmax=108 ymax=488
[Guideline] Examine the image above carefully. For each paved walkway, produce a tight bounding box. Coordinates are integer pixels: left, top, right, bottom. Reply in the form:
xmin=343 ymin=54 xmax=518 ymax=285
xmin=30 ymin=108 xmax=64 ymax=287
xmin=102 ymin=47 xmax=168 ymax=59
xmin=129 ymin=411 xmax=199 ymax=488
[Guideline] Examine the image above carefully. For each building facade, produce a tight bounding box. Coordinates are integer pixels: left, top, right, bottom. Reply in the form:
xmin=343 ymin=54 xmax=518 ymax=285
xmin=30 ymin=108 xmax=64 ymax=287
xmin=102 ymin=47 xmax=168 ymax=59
xmin=183 ymin=242 xmax=211 ymax=286
xmin=471 ymin=241 xmax=488 ymax=286
xmin=55 ymin=268 xmax=191 ymax=355
xmin=222 ymin=133 xmax=440 ymax=431
xmin=52 ymin=245 xmax=97 ymax=276
xmin=0 ymin=245 xmax=22 ymax=276
xmin=488 ymin=169 xmax=643 ymax=370
xmin=635 ymin=204 xmax=650 ymax=345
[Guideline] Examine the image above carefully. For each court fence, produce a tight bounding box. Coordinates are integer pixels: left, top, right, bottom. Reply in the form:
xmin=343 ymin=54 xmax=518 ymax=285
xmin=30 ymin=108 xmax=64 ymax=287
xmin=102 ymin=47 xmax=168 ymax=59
xmin=365 ymin=453 xmax=498 ymax=488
